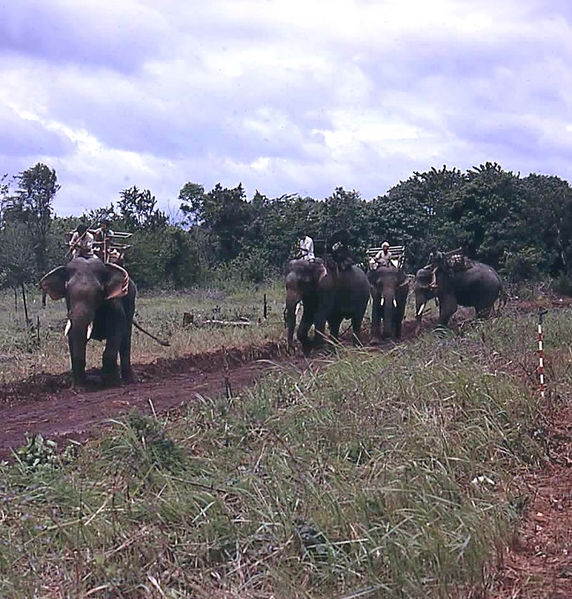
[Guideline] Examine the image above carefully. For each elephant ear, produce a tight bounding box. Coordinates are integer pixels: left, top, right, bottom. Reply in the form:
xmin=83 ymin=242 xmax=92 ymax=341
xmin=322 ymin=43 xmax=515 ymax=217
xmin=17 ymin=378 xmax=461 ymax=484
xmin=40 ymin=266 xmax=68 ymax=300
xmin=104 ymin=264 xmax=130 ymax=299
xmin=313 ymin=262 xmax=327 ymax=283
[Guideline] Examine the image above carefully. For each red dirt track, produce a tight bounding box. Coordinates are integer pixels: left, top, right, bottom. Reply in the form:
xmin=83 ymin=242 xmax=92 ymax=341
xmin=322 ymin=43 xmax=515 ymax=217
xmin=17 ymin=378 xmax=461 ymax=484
xmin=0 ymin=341 xmax=306 ymax=460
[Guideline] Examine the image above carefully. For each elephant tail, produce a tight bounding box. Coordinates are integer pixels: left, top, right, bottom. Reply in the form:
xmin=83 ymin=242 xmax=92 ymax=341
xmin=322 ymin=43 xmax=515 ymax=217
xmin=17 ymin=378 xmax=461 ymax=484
xmin=133 ymin=319 xmax=171 ymax=346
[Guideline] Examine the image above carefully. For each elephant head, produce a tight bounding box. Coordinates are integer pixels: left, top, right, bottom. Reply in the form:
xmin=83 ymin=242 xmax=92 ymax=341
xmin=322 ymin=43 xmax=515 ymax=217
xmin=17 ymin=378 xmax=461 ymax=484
xmin=368 ymin=264 xmax=409 ymax=342
xmin=284 ymin=259 xmax=328 ymax=349
xmin=40 ymin=257 xmax=130 ymax=384
xmin=414 ymin=266 xmax=437 ymax=331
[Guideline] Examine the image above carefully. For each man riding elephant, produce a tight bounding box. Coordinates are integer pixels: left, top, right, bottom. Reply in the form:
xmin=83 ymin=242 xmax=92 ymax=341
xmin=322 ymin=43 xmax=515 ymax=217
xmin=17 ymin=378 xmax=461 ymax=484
xmin=284 ymin=255 xmax=370 ymax=352
xmin=368 ymin=257 xmax=409 ymax=342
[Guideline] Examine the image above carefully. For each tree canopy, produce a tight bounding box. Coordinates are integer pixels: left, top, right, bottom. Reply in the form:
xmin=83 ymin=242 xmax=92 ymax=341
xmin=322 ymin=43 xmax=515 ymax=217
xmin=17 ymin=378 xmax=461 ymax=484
xmin=3 ymin=161 xmax=572 ymax=290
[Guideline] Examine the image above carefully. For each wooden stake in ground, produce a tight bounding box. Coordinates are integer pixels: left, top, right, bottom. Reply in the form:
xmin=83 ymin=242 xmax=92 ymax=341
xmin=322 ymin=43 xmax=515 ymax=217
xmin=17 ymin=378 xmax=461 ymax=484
xmin=538 ymin=308 xmax=548 ymax=398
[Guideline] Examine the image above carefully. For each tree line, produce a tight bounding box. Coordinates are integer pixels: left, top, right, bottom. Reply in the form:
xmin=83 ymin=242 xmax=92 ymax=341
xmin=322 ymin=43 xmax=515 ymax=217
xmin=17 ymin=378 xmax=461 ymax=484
xmin=1 ymin=161 xmax=572 ymax=291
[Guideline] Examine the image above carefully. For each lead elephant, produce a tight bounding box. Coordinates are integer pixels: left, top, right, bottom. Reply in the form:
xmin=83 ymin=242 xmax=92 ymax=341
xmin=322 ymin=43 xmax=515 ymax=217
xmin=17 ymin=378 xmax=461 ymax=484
xmin=40 ymin=257 xmax=136 ymax=385
xmin=415 ymin=258 xmax=504 ymax=330
xmin=367 ymin=264 xmax=409 ymax=343
xmin=284 ymin=259 xmax=370 ymax=351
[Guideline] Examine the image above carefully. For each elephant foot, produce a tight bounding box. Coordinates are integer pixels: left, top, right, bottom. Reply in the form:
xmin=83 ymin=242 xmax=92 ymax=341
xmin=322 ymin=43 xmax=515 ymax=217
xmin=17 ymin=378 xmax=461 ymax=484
xmin=71 ymin=376 xmax=87 ymax=389
xmin=352 ymin=335 xmax=363 ymax=347
xmin=121 ymin=367 xmax=135 ymax=384
xmin=101 ymin=365 xmax=121 ymax=387
xmin=370 ymin=335 xmax=382 ymax=346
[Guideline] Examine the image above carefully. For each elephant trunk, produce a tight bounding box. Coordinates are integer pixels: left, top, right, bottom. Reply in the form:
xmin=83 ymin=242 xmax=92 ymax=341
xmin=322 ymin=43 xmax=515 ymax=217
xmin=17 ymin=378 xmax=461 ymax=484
xmin=67 ymin=311 xmax=95 ymax=384
xmin=285 ymin=289 xmax=300 ymax=349
xmin=414 ymin=290 xmax=428 ymax=335
xmin=382 ymin=291 xmax=396 ymax=338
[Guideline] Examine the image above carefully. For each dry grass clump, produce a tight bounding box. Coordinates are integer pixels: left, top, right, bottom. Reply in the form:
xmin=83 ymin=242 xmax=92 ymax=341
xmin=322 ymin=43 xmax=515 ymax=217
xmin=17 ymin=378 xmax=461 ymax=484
xmin=0 ymin=313 xmax=551 ymax=598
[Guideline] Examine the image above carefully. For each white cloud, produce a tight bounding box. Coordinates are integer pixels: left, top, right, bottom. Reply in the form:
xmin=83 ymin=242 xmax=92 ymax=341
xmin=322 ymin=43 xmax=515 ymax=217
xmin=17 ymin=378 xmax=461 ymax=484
xmin=0 ymin=0 xmax=571 ymax=215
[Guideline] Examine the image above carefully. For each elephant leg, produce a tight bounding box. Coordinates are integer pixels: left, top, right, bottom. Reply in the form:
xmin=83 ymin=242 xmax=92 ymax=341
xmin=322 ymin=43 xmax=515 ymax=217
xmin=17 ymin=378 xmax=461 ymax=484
xmin=328 ymin=316 xmax=342 ymax=341
xmin=313 ymin=308 xmax=329 ymax=346
xmin=394 ymin=312 xmax=402 ymax=339
xmin=102 ymin=337 xmax=121 ymax=386
xmin=438 ymin=295 xmax=457 ymax=326
xmin=370 ymin=298 xmax=382 ymax=345
xmin=313 ymin=320 xmax=327 ymax=345
xmin=395 ymin=294 xmax=407 ymax=339
xmin=351 ymin=315 xmax=364 ymax=346
xmin=119 ymin=328 xmax=134 ymax=383
xmin=297 ymin=317 xmax=313 ymax=352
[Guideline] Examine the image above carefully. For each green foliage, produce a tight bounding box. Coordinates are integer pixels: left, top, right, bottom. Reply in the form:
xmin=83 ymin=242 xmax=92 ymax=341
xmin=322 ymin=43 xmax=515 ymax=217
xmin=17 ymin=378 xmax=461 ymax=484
xmin=6 ymin=159 xmax=572 ymax=289
xmin=502 ymin=246 xmax=543 ymax=281
xmin=552 ymin=274 xmax=572 ymax=296
xmin=117 ymin=186 xmax=168 ymax=230
xmin=0 ymin=222 xmax=36 ymax=288
xmin=103 ymin=410 xmax=185 ymax=476
xmin=126 ymin=225 xmax=204 ymax=289
xmin=13 ymin=434 xmax=77 ymax=470
xmin=180 ymin=182 xmax=250 ymax=262
xmin=4 ymin=163 xmax=59 ymax=276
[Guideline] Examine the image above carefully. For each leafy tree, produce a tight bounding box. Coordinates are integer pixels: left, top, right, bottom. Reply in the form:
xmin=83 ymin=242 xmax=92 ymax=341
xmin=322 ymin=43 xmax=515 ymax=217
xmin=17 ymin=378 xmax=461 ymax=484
xmin=0 ymin=220 xmax=36 ymax=290
xmin=519 ymin=174 xmax=572 ymax=275
xmin=117 ymin=187 xmax=168 ymax=231
xmin=321 ymin=188 xmax=370 ymax=258
xmin=370 ymin=166 xmax=463 ymax=269
xmin=178 ymin=182 xmax=206 ymax=227
xmin=434 ymin=163 xmax=526 ymax=267
xmin=180 ymin=182 xmax=250 ymax=262
xmin=3 ymin=163 xmax=60 ymax=276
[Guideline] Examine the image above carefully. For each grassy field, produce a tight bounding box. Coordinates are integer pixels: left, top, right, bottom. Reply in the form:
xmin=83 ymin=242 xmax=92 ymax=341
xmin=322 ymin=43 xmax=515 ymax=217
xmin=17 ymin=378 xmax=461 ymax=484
xmin=0 ymin=282 xmax=287 ymax=383
xmin=1 ymin=300 xmax=568 ymax=598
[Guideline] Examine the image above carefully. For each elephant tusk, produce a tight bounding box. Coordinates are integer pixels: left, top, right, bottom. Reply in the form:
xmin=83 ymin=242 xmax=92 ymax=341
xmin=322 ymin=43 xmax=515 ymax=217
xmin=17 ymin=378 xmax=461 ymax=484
xmin=392 ymin=299 xmax=397 ymax=308
xmin=87 ymin=322 xmax=93 ymax=340
xmin=417 ymin=303 xmax=426 ymax=317
xmin=64 ymin=319 xmax=71 ymax=336
xmin=380 ymin=297 xmax=385 ymax=307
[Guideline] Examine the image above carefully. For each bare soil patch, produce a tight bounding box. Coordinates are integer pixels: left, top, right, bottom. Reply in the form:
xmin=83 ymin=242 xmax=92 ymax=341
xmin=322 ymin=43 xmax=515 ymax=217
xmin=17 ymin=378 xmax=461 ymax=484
xmin=0 ymin=341 xmax=302 ymax=460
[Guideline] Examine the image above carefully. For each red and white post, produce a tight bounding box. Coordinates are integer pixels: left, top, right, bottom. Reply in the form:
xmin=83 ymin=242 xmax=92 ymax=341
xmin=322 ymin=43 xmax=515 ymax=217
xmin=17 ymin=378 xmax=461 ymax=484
xmin=538 ymin=308 xmax=548 ymax=398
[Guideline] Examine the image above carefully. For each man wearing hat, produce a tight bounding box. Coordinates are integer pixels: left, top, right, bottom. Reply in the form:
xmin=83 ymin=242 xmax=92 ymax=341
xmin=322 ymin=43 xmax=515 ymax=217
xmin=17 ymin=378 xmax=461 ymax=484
xmin=69 ymin=223 xmax=95 ymax=259
xmin=374 ymin=241 xmax=392 ymax=266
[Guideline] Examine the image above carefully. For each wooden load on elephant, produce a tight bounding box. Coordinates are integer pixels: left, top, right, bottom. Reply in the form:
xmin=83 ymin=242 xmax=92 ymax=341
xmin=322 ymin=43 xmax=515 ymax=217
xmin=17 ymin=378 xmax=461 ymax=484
xmin=366 ymin=245 xmax=405 ymax=270
xmin=431 ymin=248 xmax=472 ymax=272
xmin=65 ymin=229 xmax=133 ymax=265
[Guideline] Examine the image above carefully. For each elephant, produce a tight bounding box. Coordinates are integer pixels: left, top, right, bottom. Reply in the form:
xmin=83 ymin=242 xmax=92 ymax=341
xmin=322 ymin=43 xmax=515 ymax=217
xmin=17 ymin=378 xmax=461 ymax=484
xmin=414 ymin=258 xmax=504 ymax=331
xmin=367 ymin=264 xmax=409 ymax=343
xmin=284 ymin=258 xmax=370 ymax=351
xmin=40 ymin=257 xmax=136 ymax=386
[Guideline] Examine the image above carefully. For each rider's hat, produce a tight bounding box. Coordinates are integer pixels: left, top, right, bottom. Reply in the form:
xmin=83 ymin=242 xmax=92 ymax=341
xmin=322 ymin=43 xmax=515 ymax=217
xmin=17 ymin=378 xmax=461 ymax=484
xmin=382 ymin=241 xmax=390 ymax=248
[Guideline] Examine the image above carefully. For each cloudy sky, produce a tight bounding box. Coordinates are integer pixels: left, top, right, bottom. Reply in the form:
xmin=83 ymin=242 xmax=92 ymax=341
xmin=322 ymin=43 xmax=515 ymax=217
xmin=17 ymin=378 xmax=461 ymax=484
xmin=1 ymin=0 xmax=571 ymax=215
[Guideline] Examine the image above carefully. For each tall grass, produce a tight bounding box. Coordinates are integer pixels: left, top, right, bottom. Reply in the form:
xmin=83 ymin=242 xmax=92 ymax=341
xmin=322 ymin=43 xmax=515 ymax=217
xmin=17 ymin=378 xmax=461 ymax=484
xmin=0 ymin=310 xmax=553 ymax=598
